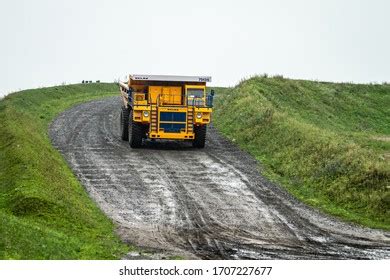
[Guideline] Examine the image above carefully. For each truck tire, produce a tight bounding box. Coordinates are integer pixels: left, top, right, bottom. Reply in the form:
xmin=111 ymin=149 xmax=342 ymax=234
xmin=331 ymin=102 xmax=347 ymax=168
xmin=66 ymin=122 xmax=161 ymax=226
xmin=128 ymin=110 xmax=144 ymax=148
xmin=193 ymin=125 xmax=206 ymax=148
xmin=120 ymin=106 xmax=130 ymax=141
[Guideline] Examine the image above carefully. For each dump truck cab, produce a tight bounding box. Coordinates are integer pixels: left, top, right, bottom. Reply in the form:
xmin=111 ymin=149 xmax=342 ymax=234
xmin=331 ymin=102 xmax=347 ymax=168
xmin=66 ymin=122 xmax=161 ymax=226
xmin=119 ymin=74 xmax=214 ymax=148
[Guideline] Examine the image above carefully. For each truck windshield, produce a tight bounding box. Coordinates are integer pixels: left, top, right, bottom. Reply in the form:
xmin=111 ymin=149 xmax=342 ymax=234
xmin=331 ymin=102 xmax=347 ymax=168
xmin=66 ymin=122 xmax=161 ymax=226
xmin=187 ymin=88 xmax=204 ymax=98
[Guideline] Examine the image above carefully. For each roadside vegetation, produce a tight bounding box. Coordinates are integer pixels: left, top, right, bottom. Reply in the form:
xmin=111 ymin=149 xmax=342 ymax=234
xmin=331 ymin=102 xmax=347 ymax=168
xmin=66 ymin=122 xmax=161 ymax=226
xmin=0 ymin=83 xmax=129 ymax=259
xmin=213 ymin=76 xmax=390 ymax=230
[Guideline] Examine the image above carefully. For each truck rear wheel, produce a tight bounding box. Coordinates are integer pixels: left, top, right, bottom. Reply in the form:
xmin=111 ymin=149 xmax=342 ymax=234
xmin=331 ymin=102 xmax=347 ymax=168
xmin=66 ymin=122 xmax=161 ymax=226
xmin=128 ymin=110 xmax=144 ymax=148
xmin=193 ymin=125 xmax=206 ymax=148
xmin=120 ymin=106 xmax=129 ymax=141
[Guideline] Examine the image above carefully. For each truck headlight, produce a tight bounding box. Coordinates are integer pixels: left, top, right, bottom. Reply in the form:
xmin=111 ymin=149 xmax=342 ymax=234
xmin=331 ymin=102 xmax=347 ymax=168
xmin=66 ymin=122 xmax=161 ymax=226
xmin=196 ymin=112 xmax=202 ymax=119
xmin=143 ymin=111 xmax=149 ymax=117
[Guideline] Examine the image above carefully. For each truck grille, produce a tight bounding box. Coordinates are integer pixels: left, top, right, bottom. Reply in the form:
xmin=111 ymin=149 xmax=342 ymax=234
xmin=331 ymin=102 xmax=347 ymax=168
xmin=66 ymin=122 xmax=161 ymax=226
xmin=160 ymin=112 xmax=186 ymax=122
xmin=159 ymin=112 xmax=186 ymax=133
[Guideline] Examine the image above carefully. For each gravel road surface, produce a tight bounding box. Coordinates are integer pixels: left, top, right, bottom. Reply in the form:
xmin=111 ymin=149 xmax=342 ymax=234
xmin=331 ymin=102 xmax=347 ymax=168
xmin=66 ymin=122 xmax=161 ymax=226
xmin=49 ymin=97 xmax=390 ymax=259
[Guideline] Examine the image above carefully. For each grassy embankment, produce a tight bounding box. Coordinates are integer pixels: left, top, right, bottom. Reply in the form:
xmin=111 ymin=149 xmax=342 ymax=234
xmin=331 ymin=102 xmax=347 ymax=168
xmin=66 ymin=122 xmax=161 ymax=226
xmin=0 ymin=83 xmax=130 ymax=259
xmin=213 ymin=76 xmax=390 ymax=230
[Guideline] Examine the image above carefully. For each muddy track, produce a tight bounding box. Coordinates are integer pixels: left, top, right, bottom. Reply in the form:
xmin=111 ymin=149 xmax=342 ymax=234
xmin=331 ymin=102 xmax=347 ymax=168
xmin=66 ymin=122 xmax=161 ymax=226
xmin=49 ymin=97 xmax=390 ymax=259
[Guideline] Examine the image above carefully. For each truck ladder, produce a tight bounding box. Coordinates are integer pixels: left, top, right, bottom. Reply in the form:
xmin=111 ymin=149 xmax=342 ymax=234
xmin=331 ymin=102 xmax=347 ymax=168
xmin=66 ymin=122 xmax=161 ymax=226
xmin=187 ymin=108 xmax=194 ymax=133
xmin=150 ymin=105 xmax=158 ymax=133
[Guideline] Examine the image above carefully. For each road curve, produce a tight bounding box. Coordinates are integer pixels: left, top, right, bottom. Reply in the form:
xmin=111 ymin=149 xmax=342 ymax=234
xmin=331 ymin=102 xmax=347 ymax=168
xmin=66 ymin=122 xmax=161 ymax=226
xmin=49 ymin=97 xmax=390 ymax=259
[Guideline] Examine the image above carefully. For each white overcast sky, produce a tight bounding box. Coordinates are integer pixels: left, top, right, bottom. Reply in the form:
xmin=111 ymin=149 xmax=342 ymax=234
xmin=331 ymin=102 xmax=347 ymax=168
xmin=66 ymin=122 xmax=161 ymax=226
xmin=0 ymin=0 xmax=389 ymax=96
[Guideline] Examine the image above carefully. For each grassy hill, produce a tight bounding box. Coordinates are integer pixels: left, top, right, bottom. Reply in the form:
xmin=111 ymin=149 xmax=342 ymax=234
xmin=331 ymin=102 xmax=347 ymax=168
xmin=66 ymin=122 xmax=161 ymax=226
xmin=213 ymin=76 xmax=390 ymax=230
xmin=0 ymin=83 xmax=129 ymax=259
xmin=1 ymin=78 xmax=389 ymax=260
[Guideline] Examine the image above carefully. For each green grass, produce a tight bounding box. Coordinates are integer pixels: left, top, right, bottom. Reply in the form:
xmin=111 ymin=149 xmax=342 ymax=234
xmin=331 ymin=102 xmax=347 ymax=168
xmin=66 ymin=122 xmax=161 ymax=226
xmin=213 ymin=76 xmax=390 ymax=230
xmin=0 ymin=83 xmax=129 ymax=259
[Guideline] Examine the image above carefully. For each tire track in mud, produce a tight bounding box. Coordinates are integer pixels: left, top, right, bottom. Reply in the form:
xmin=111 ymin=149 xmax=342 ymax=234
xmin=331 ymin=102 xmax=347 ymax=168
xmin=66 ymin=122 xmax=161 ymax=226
xmin=49 ymin=97 xmax=390 ymax=259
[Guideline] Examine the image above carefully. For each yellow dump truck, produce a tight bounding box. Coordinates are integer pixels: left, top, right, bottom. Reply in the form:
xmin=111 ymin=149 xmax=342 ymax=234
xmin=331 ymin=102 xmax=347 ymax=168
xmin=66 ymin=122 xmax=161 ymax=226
xmin=119 ymin=74 xmax=214 ymax=148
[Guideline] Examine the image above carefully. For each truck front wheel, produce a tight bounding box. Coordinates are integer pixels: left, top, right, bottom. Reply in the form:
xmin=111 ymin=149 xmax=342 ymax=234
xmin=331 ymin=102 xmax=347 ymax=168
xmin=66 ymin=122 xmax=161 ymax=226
xmin=128 ymin=110 xmax=144 ymax=148
xmin=120 ymin=106 xmax=129 ymax=141
xmin=193 ymin=125 xmax=206 ymax=148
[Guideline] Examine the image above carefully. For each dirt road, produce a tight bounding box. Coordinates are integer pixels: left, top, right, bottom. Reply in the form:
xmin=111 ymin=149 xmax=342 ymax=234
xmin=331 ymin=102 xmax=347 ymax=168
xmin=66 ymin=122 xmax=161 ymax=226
xmin=49 ymin=97 xmax=390 ymax=259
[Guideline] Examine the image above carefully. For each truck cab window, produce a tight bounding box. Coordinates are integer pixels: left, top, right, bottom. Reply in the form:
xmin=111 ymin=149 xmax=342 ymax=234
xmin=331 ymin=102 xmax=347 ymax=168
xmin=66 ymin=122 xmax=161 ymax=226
xmin=187 ymin=88 xmax=204 ymax=98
